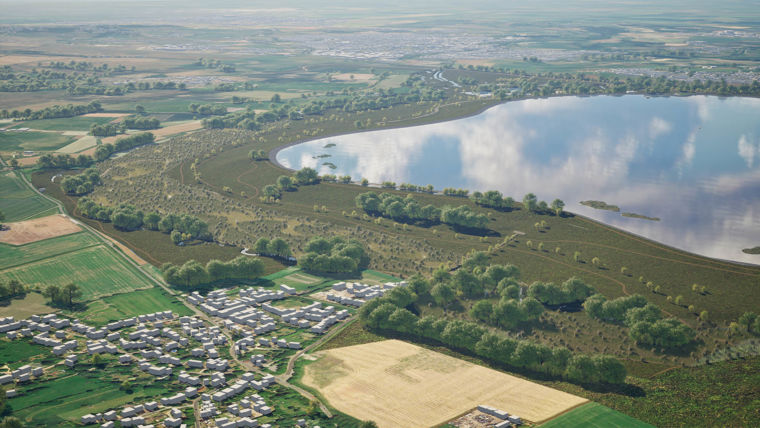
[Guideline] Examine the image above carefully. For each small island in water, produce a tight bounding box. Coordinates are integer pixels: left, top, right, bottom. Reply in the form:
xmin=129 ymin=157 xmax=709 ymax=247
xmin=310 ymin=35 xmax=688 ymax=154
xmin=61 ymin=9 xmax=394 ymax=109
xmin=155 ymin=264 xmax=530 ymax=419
xmin=622 ymin=212 xmax=660 ymax=221
xmin=580 ymin=200 xmax=620 ymax=212
xmin=742 ymin=246 xmax=760 ymax=255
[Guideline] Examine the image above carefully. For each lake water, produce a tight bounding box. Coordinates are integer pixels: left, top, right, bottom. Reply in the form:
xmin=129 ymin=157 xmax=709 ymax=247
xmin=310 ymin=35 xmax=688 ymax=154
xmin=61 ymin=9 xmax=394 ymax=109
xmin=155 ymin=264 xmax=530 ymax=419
xmin=277 ymin=95 xmax=760 ymax=263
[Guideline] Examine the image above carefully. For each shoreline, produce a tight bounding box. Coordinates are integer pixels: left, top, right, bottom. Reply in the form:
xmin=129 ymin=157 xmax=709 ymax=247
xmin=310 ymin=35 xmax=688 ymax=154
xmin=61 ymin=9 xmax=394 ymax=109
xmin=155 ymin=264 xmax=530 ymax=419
xmin=266 ymin=94 xmax=760 ymax=268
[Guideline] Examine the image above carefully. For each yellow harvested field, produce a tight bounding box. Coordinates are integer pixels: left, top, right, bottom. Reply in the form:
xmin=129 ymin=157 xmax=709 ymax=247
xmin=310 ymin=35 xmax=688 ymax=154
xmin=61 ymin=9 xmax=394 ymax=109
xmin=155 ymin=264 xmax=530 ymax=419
xmin=0 ymin=215 xmax=82 ymax=245
xmin=100 ymin=121 xmax=202 ymax=144
xmin=302 ymin=340 xmax=587 ymax=427
xmin=57 ymin=135 xmax=97 ymax=154
xmin=82 ymin=112 xmax=131 ymax=118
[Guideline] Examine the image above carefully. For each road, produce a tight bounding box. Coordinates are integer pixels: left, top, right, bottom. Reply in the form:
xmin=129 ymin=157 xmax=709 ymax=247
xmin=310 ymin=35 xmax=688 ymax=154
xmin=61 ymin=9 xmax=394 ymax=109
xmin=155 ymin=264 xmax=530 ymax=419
xmin=14 ymin=168 xmax=338 ymax=422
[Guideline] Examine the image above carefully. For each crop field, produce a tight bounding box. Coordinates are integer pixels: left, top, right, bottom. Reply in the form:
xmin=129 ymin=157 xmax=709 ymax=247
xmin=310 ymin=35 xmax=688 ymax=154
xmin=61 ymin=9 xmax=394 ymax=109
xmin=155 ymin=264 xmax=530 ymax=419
xmin=0 ymin=214 xmax=82 ymax=245
xmin=57 ymin=135 xmax=97 ymax=153
xmin=0 ymin=244 xmax=154 ymax=300
xmin=302 ymin=339 xmax=588 ymax=427
xmin=10 ymin=116 xmax=114 ymax=131
xmin=0 ymin=172 xmax=58 ymax=222
xmin=74 ymin=287 xmax=193 ymax=325
xmin=0 ymin=130 xmax=74 ymax=152
xmin=539 ymin=403 xmax=653 ymax=428
xmin=0 ymin=231 xmax=99 ymax=270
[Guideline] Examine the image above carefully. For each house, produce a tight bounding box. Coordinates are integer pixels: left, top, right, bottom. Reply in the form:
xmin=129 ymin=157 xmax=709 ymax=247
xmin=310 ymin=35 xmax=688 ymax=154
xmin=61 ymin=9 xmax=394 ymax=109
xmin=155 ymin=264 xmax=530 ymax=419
xmin=164 ymin=418 xmax=182 ymax=427
xmin=81 ymin=414 xmax=97 ymax=425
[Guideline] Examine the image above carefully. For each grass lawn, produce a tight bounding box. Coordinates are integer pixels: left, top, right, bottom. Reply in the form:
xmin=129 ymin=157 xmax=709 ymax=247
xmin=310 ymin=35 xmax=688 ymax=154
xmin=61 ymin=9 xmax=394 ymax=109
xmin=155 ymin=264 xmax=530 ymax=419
xmin=0 ymin=130 xmax=74 ymax=152
xmin=0 ymin=339 xmax=49 ymax=367
xmin=0 ymin=171 xmax=58 ymax=222
xmin=539 ymin=403 xmax=653 ymax=428
xmin=8 ymin=370 xmax=167 ymax=426
xmin=10 ymin=116 xmax=114 ymax=132
xmin=0 ymin=292 xmax=57 ymax=319
xmin=73 ymin=286 xmax=193 ymax=325
xmin=0 ymin=244 xmax=154 ymax=300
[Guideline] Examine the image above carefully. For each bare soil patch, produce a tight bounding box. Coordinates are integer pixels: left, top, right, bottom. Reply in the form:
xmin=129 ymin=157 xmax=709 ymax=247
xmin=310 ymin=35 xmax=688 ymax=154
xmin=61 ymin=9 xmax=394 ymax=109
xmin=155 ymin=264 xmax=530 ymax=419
xmin=0 ymin=214 xmax=81 ymax=245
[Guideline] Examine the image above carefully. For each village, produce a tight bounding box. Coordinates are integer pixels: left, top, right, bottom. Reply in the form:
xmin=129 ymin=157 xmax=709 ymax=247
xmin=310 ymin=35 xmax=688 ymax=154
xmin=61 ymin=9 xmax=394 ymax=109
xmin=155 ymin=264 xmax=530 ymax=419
xmin=0 ymin=277 xmax=411 ymax=428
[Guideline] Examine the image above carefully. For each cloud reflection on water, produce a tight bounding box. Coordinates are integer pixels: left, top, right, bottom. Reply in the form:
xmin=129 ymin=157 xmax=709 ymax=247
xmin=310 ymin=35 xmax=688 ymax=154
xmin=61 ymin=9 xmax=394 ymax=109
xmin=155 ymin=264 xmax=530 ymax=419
xmin=278 ymin=95 xmax=760 ymax=263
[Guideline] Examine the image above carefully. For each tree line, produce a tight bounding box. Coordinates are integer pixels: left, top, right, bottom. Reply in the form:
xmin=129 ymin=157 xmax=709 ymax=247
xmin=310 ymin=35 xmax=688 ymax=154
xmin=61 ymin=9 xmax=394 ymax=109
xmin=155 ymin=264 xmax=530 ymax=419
xmin=0 ymin=101 xmax=102 ymax=120
xmin=162 ymin=256 xmax=264 ymax=289
xmin=359 ymin=288 xmax=627 ymax=385
xmin=43 ymin=283 xmax=82 ymax=308
xmin=527 ymin=277 xmax=595 ymax=306
xmin=194 ymin=58 xmax=236 ymax=73
xmin=77 ymin=198 xmax=211 ymax=244
xmin=299 ymin=236 xmax=370 ymax=274
xmin=90 ymin=122 xmax=125 ymax=137
xmin=261 ymin=167 xmax=320 ymax=201
xmin=252 ymin=237 xmax=292 ymax=259
xmin=37 ymin=153 xmax=94 ymax=170
xmin=355 ymin=191 xmax=489 ymax=231
xmin=584 ymin=294 xmax=695 ymax=350
xmin=94 ymin=132 xmax=155 ymax=161
xmin=60 ymin=168 xmax=100 ymax=196
xmin=123 ymin=116 xmax=160 ymax=130
xmin=189 ymin=103 xmax=229 ymax=116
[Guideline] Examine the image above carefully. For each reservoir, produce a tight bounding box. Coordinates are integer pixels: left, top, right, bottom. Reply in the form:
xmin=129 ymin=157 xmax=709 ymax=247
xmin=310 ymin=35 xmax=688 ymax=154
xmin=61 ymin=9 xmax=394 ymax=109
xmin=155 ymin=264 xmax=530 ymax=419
xmin=277 ymin=95 xmax=760 ymax=263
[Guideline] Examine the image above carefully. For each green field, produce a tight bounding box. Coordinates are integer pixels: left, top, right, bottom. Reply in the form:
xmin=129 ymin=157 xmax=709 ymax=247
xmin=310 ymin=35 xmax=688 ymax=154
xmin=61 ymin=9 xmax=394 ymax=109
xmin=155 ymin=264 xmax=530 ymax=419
xmin=10 ymin=116 xmax=114 ymax=131
xmin=0 ymin=171 xmax=58 ymax=221
xmin=74 ymin=287 xmax=193 ymax=324
xmin=8 ymin=370 xmax=167 ymax=426
xmin=0 ymin=339 xmax=50 ymax=367
xmin=0 ymin=232 xmax=98 ymax=270
xmin=540 ymin=403 xmax=653 ymax=428
xmin=0 ymin=130 xmax=74 ymax=152
xmin=0 ymin=244 xmax=154 ymax=300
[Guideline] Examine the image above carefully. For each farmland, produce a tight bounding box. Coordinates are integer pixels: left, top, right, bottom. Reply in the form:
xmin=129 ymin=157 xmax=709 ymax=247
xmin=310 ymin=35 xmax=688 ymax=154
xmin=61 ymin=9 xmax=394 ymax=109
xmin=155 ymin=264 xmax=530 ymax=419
xmin=539 ymin=403 xmax=653 ymax=428
xmin=0 ymin=171 xmax=58 ymax=221
xmin=0 ymin=1 xmax=759 ymax=426
xmin=302 ymin=339 xmax=588 ymax=427
xmin=0 ymin=244 xmax=155 ymax=300
xmin=0 ymin=214 xmax=82 ymax=245
xmin=0 ymin=131 xmax=74 ymax=152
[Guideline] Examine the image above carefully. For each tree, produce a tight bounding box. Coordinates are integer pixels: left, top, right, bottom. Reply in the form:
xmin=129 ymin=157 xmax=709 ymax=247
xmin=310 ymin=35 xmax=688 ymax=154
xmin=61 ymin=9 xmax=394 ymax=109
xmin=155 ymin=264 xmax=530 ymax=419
xmin=276 ymin=175 xmax=296 ymax=191
xmin=135 ymin=104 xmax=146 ymax=115
xmin=171 ymin=230 xmax=183 ymax=245
xmin=522 ymin=193 xmax=538 ymax=212
xmin=1 ymin=417 xmax=22 ymax=428
xmin=0 ymin=209 xmax=4 ymax=228
xmin=573 ymin=251 xmax=582 ymax=263
xmin=739 ymin=312 xmax=757 ymax=330
xmin=62 ymin=283 xmax=82 ymax=308
xmin=550 ymin=198 xmax=565 ymax=216
xmin=431 ymin=283 xmax=455 ymax=309
xmin=268 ymin=238 xmax=291 ymax=258
xmin=699 ymin=310 xmax=709 ymax=322
xmin=294 ymin=167 xmax=319 ymax=185
xmin=470 ymin=300 xmax=493 ymax=322
xmin=254 ymin=237 xmax=270 ymax=255
xmin=262 ymin=184 xmax=281 ymax=199
xmin=359 ymin=422 xmax=378 ymax=428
